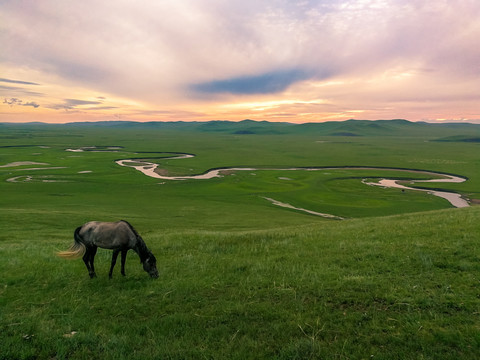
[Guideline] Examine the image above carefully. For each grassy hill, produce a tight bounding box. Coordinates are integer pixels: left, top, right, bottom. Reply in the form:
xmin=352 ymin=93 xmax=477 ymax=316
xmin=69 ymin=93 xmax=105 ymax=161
xmin=3 ymin=118 xmax=480 ymax=138
xmin=1 ymin=121 xmax=479 ymax=359
xmin=433 ymin=135 xmax=480 ymax=143
xmin=1 ymin=206 xmax=479 ymax=359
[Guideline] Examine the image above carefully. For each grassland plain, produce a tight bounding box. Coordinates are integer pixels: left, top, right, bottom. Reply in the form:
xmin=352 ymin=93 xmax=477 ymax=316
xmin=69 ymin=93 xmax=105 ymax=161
xmin=0 ymin=122 xmax=479 ymax=359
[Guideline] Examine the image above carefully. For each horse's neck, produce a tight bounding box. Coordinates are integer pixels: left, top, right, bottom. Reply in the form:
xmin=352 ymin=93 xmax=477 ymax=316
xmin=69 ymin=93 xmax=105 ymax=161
xmin=134 ymin=238 xmax=149 ymax=262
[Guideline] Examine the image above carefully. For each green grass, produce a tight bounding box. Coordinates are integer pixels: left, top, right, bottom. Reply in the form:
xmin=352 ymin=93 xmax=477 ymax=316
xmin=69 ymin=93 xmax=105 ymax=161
xmin=1 ymin=124 xmax=479 ymax=358
xmin=1 ymin=126 xmax=478 ymax=227
xmin=1 ymin=207 xmax=479 ymax=359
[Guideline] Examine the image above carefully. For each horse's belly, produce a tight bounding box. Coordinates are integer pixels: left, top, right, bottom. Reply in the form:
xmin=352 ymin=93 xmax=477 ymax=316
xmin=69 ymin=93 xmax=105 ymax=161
xmin=94 ymin=237 xmax=133 ymax=249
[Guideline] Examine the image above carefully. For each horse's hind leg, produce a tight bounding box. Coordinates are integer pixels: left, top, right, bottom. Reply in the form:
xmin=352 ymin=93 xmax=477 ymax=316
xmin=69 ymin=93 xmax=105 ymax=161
xmin=120 ymin=250 xmax=128 ymax=276
xmin=89 ymin=246 xmax=97 ymax=278
xmin=83 ymin=246 xmax=97 ymax=278
xmin=83 ymin=248 xmax=94 ymax=278
xmin=109 ymin=250 xmax=120 ymax=279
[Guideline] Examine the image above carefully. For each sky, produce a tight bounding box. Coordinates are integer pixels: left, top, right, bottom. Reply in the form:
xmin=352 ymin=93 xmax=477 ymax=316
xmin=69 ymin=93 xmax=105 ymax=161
xmin=1 ymin=0 xmax=480 ymax=124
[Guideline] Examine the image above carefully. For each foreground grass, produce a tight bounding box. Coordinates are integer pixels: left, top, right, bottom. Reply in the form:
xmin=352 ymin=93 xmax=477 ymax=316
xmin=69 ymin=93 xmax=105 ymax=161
xmin=1 ymin=206 xmax=479 ymax=359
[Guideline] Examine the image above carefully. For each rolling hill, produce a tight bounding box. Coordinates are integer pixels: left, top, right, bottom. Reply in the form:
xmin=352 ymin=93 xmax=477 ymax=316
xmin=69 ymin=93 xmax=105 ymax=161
xmin=3 ymin=118 xmax=480 ymax=138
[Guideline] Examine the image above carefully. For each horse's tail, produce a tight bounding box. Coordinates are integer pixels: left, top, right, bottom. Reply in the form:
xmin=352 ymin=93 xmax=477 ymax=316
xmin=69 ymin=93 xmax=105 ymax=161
xmin=57 ymin=226 xmax=86 ymax=259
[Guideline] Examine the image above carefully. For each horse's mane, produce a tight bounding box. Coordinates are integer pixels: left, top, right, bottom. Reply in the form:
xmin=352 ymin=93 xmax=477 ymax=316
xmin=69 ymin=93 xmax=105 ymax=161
xmin=120 ymin=220 xmax=152 ymax=262
xmin=121 ymin=219 xmax=142 ymax=239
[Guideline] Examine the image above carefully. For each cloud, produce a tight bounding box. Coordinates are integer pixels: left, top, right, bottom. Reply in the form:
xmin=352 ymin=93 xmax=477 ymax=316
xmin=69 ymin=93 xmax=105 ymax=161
xmin=84 ymin=106 xmax=118 ymax=110
xmin=192 ymin=69 xmax=314 ymax=95
xmin=0 ymin=78 xmax=44 ymax=101
xmin=1 ymin=0 xmax=480 ymax=122
xmin=23 ymin=101 xmax=40 ymax=108
xmin=0 ymin=85 xmax=45 ymax=97
xmin=3 ymin=98 xmax=40 ymax=108
xmin=64 ymin=99 xmax=103 ymax=106
xmin=0 ymin=78 xmax=40 ymax=86
xmin=48 ymin=98 xmax=103 ymax=110
xmin=3 ymin=98 xmax=22 ymax=106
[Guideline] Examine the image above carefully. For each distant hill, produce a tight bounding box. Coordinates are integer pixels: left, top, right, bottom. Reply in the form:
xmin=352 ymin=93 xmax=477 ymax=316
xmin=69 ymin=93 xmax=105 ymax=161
xmin=432 ymin=135 xmax=480 ymax=143
xmin=195 ymin=119 xmax=295 ymax=134
xmin=2 ymin=119 xmax=480 ymax=138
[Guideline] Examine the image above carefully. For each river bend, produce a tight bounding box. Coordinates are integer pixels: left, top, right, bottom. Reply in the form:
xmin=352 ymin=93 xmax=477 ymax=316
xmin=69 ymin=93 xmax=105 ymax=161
xmin=115 ymin=155 xmax=469 ymax=209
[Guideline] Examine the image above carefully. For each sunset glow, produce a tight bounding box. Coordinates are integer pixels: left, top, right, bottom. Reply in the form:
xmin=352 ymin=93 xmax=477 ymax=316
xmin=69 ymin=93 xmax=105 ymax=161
xmin=1 ymin=0 xmax=479 ymax=124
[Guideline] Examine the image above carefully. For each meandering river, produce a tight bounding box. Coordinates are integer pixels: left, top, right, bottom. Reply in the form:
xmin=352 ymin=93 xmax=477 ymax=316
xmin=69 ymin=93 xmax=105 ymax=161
xmin=115 ymin=155 xmax=469 ymax=209
xmin=4 ymin=147 xmax=468 ymax=219
xmin=363 ymin=177 xmax=468 ymax=208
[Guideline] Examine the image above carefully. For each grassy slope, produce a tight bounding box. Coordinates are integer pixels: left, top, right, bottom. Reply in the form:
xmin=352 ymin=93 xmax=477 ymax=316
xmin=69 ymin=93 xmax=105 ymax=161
xmin=1 ymin=207 xmax=479 ymax=359
xmin=1 ymin=123 xmax=479 ymax=358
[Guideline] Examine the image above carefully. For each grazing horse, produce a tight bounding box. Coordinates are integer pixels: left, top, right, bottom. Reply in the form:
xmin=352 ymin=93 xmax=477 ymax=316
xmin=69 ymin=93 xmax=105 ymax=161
xmin=58 ymin=220 xmax=159 ymax=279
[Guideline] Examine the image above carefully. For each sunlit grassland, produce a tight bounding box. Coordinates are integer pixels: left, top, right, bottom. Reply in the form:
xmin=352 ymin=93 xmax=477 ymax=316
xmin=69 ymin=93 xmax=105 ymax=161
xmin=1 ymin=124 xmax=479 ymax=359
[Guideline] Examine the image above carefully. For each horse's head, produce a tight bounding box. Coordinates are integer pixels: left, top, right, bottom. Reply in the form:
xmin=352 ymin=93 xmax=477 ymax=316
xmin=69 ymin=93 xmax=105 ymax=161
xmin=142 ymin=253 xmax=159 ymax=278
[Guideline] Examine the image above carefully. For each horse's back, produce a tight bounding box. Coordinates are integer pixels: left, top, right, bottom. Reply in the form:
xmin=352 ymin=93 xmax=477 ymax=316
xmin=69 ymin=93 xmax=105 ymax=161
xmin=79 ymin=221 xmax=136 ymax=250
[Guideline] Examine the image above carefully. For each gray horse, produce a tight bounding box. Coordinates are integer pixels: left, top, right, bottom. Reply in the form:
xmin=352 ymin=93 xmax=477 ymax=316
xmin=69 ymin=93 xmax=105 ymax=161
xmin=58 ymin=220 xmax=159 ymax=279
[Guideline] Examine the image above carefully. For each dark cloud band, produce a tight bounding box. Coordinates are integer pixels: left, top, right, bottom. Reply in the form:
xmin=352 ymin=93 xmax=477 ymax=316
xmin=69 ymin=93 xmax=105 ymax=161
xmin=192 ymin=69 xmax=312 ymax=95
xmin=0 ymin=78 xmax=40 ymax=86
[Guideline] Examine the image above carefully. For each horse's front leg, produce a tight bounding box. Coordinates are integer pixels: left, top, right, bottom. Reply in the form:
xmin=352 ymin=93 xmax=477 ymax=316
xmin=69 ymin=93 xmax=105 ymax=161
xmin=109 ymin=250 xmax=120 ymax=279
xmin=120 ymin=250 xmax=128 ymax=276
